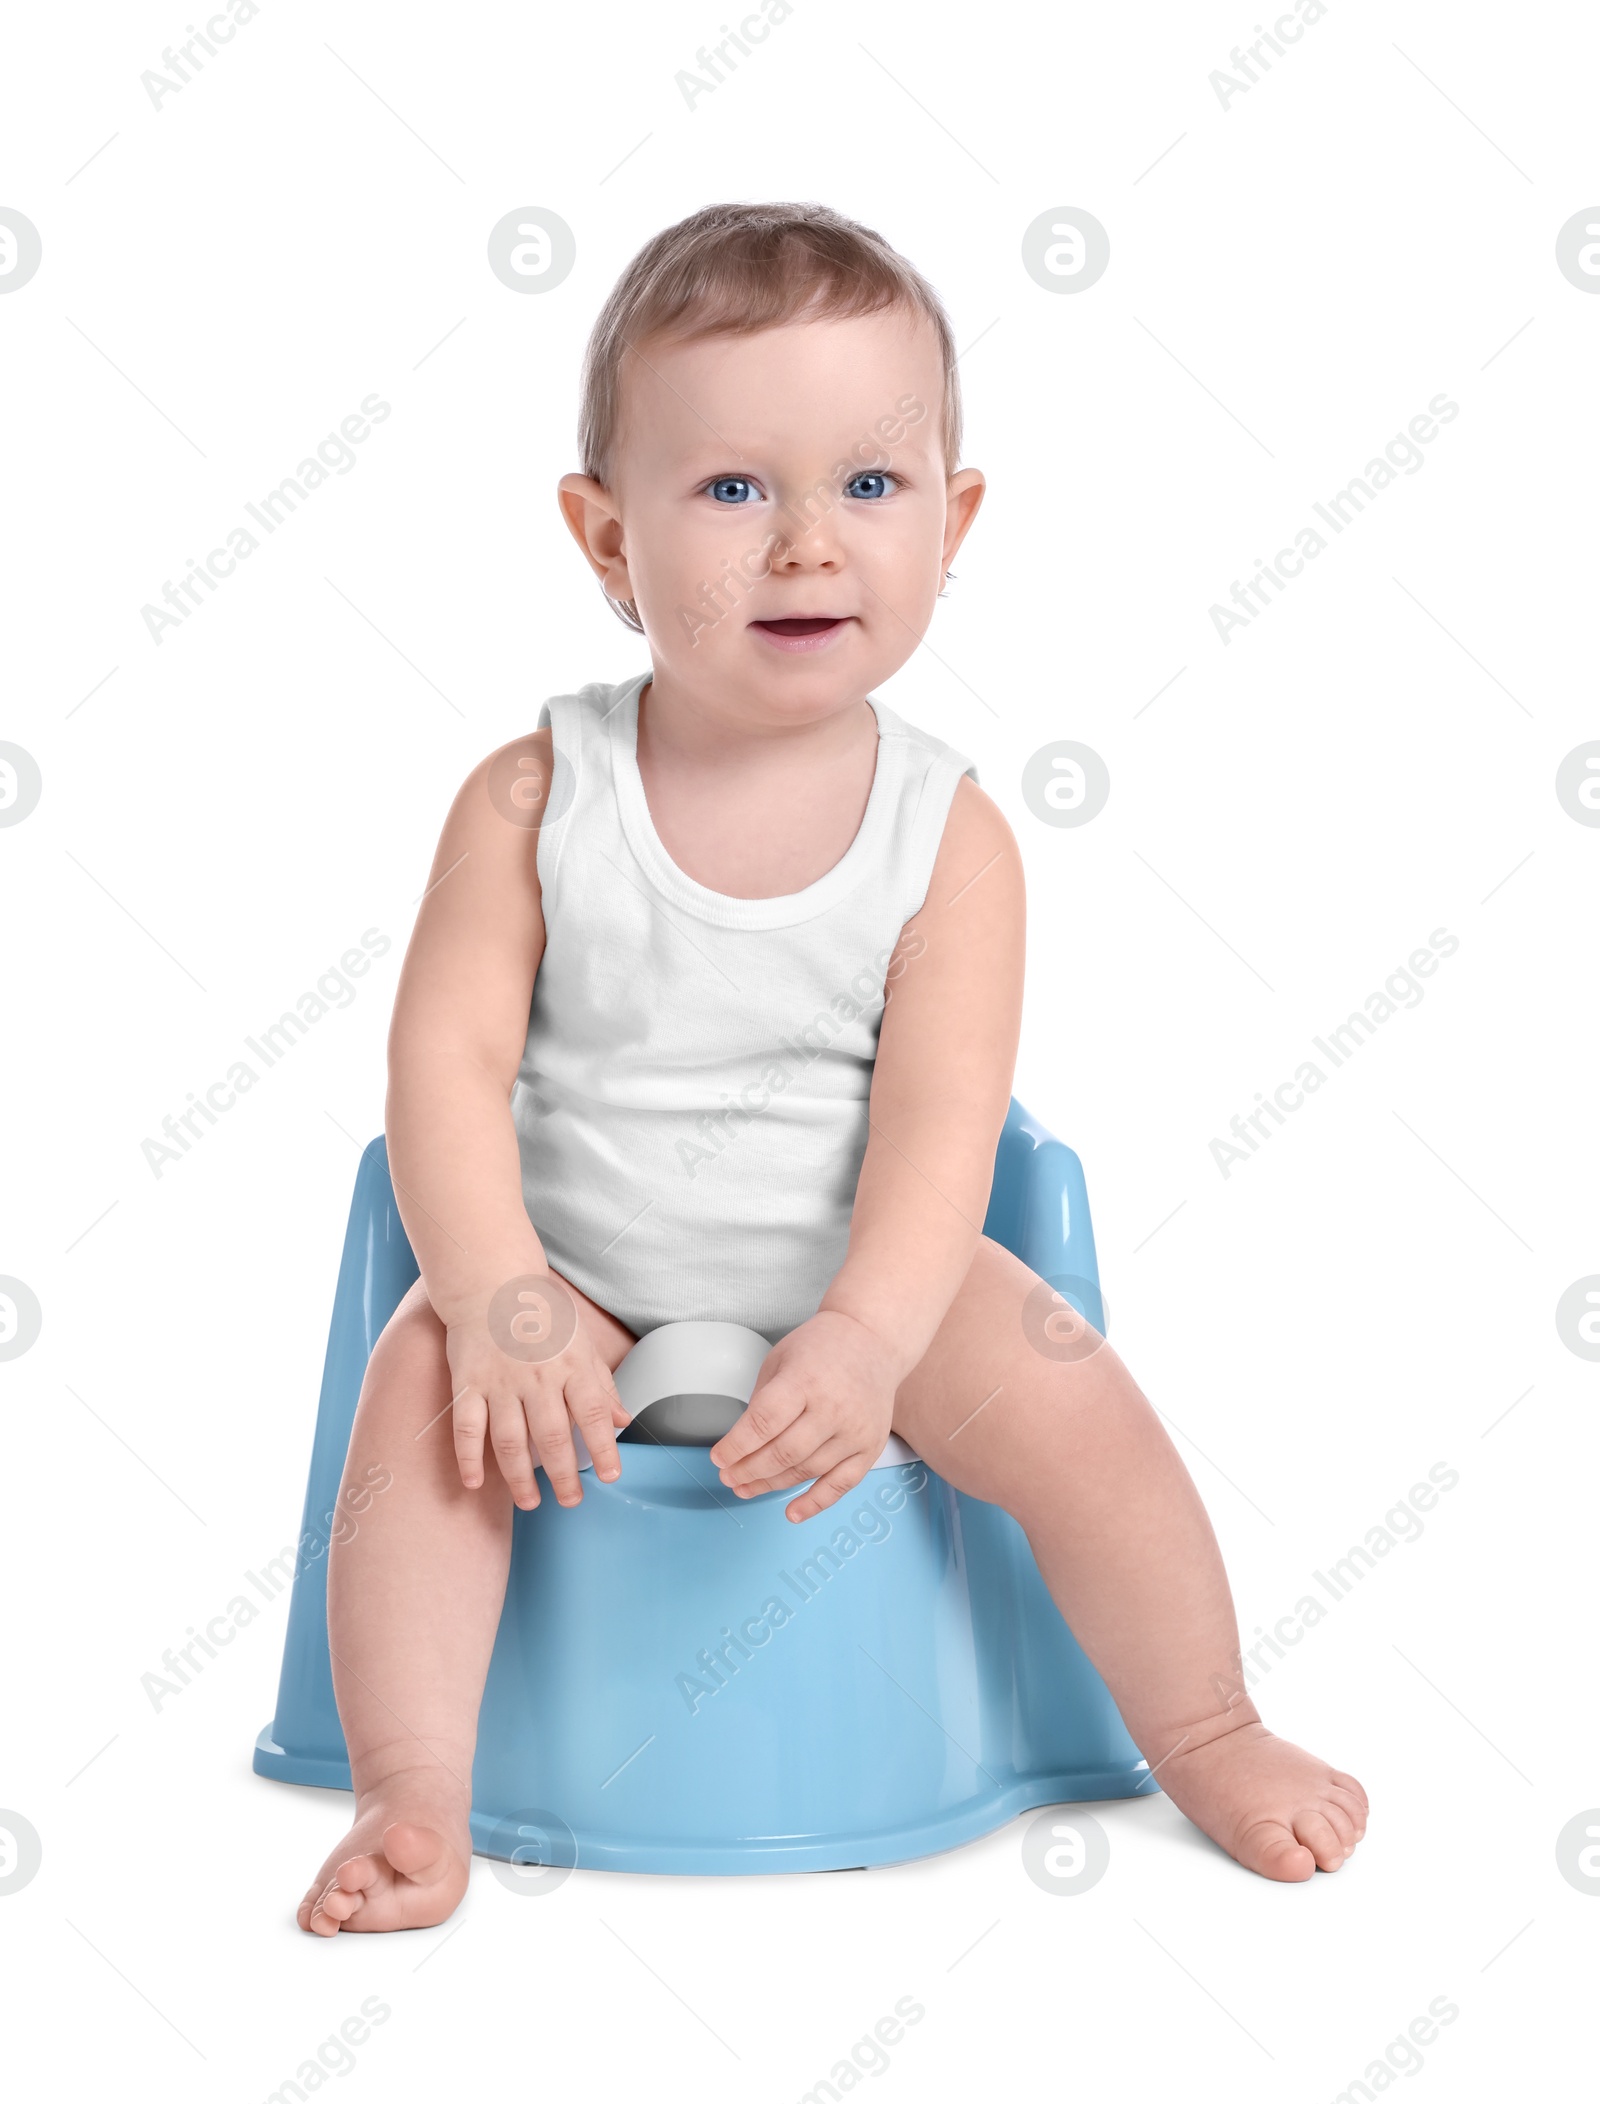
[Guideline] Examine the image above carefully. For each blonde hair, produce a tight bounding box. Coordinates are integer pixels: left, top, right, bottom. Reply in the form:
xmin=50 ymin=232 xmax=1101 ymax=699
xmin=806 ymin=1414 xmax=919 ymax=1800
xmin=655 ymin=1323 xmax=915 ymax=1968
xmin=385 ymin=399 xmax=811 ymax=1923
xmin=576 ymin=201 xmax=963 ymax=633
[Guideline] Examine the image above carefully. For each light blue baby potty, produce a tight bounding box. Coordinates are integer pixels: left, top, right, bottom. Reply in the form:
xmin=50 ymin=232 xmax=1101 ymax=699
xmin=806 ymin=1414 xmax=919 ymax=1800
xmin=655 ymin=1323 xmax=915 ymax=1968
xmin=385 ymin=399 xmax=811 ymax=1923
xmin=254 ymin=1098 xmax=1156 ymax=1872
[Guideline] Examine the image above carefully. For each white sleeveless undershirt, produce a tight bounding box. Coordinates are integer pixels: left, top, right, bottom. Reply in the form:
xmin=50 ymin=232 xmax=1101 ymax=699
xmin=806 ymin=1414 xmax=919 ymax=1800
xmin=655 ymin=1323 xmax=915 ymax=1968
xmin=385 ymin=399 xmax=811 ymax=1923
xmin=512 ymin=667 xmax=979 ymax=1343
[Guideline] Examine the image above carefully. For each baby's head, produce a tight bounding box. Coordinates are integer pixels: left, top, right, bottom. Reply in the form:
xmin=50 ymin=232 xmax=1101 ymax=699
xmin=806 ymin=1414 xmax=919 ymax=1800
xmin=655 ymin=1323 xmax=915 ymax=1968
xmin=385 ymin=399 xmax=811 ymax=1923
xmin=558 ymin=202 xmax=984 ymax=720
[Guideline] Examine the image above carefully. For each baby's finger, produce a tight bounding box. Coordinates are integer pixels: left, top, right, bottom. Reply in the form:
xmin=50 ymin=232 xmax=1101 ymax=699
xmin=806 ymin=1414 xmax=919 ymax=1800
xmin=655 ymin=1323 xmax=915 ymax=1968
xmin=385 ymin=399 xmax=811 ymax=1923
xmin=718 ymin=1407 xmax=826 ymax=1489
xmin=523 ymin=1392 xmax=586 ymax=1507
xmin=784 ymin=1456 xmax=867 ymax=1524
xmin=732 ymin=1433 xmax=854 ymax=1501
xmin=708 ymin=1366 xmax=803 ymax=1471
xmin=451 ymin=1387 xmax=489 ymax=1489
xmin=568 ymin=1367 xmax=624 ymax=1483
xmin=597 ymin=1358 xmax=631 ymax=1425
xmin=487 ymin=1392 xmax=541 ymax=1509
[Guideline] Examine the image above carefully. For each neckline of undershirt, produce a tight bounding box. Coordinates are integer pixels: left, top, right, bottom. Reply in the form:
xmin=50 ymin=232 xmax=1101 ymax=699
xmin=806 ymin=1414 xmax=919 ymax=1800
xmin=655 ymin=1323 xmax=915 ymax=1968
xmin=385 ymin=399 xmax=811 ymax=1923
xmin=606 ymin=668 xmax=906 ymax=930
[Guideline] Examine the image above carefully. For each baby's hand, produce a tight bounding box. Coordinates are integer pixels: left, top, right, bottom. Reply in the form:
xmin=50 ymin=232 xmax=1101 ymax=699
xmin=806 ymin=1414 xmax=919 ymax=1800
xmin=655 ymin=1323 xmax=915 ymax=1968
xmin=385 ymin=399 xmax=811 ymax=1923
xmin=709 ymin=1311 xmax=902 ymax=1522
xmin=443 ymin=1303 xmax=630 ymax=1510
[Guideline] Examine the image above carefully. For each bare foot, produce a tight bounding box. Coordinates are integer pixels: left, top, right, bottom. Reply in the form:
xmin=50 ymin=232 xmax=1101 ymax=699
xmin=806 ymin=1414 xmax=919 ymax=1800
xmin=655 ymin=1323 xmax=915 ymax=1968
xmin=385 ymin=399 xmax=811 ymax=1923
xmin=1156 ymin=1716 xmax=1368 ymax=1881
xmin=297 ymin=1770 xmax=473 ymax=1935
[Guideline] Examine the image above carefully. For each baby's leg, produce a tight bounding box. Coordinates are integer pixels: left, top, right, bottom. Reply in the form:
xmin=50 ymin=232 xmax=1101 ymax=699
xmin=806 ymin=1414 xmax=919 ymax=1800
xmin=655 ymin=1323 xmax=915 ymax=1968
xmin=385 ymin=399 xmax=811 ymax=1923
xmin=889 ymin=1237 xmax=1368 ymax=1881
xmin=297 ymin=1272 xmax=635 ymax=1935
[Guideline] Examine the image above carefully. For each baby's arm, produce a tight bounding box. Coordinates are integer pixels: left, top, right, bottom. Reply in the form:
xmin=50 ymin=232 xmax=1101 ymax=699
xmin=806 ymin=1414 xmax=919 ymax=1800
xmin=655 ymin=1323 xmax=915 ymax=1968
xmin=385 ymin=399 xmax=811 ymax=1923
xmin=386 ymin=733 xmax=627 ymax=1505
xmin=819 ymin=776 xmax=1026 ymax=1371
xmin=711 ymin=777 xmax=1025 ymax=1515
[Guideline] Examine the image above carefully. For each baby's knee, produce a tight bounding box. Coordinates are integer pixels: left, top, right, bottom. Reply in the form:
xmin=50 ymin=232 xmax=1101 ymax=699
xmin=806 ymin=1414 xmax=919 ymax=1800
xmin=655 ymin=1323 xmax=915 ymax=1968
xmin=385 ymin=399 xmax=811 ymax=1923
xmin=980 ymin=1330 xmax=1149 ymax=1476
xmin=355 ymin=1283 xmax=449 ymax=1434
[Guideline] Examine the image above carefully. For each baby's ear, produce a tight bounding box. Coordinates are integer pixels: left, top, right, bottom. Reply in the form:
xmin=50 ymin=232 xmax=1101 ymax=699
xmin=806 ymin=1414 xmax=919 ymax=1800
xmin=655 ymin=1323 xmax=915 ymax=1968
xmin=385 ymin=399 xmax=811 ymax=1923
xmin=556 ymin=475 xmax=631 ymax=595
xmin=551 ymin=475 xmax=623 ymax=572
xmin=941 ymin=466 xmax=986 ymax=567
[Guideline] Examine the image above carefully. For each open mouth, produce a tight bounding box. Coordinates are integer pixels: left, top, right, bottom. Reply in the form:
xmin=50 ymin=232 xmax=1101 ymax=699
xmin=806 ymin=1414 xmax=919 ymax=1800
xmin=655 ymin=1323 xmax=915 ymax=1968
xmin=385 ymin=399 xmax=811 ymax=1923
xmin=750 ymin=615 xmax=851 ymax=650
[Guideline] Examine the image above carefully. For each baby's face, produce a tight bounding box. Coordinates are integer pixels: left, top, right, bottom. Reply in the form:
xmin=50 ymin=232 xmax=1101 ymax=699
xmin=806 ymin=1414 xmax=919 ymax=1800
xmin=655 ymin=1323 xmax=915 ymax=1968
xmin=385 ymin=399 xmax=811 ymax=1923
xmin=561 ymin=307 xmax=983 ymax=720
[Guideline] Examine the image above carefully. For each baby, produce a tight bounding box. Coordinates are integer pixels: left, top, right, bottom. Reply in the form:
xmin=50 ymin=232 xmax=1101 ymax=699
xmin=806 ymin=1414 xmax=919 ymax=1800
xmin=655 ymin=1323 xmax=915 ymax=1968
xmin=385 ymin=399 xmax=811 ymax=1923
xmin=298 ymin=200 xmax=1366 ymax=1934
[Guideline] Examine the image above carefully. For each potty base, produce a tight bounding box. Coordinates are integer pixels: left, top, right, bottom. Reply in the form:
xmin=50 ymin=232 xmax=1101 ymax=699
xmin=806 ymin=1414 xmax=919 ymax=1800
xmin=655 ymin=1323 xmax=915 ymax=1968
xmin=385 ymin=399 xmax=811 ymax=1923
xmin=253 ymin=1720 xmax=1154 ymax=1875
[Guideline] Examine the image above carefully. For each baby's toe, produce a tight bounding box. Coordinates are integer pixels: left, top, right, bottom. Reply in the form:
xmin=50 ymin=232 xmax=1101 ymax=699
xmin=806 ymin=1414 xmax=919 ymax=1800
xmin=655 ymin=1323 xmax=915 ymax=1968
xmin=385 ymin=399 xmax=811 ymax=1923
xmin=1237 ymin=1818 xmax=1316 ymax=1882
xmin=380 ymin=1821 xmax=455 ymax=1886
xmin=316 ymin=1880 xmax=367 ymax=1926
xmin=298 ymin=1880 xmax=339 ymax=1935
xmin=1292 ymin=1808 xmax=1350 ymax=1871
xmin=1323 ymin=1789 xmax=1367 ymax=1851
xmin=1329 ymin=1771 xmax=1369 ymax=1826
xmin=1320 ymin=1798 xmax=1359 ymax=1856
xmin=335 ymin=1852 xmax=381 ymax=1895
xmin=303 ymin=1889 xmax=348 ymax=1935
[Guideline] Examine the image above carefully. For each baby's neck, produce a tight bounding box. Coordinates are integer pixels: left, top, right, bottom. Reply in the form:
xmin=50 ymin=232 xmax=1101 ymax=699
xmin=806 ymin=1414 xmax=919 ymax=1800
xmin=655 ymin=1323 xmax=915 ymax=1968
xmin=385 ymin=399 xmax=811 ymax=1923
xmin=633 ymin=672 xmax=881 ymax=900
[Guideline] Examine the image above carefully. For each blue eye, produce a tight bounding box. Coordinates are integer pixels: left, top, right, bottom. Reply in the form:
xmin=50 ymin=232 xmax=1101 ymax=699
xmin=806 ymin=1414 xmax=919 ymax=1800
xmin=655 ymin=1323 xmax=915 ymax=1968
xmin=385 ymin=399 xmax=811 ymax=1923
xmin=846 ymin=471 xmax=894 ymax=500
xmin=707 ymin=476 xmax=759 ymax=503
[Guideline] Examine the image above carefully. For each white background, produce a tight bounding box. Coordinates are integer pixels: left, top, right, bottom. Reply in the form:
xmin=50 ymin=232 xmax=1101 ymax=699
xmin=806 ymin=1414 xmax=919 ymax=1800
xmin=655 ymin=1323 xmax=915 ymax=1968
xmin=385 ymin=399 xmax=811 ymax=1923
xmin=2 ymin=0 xmax=1596 ymax=2096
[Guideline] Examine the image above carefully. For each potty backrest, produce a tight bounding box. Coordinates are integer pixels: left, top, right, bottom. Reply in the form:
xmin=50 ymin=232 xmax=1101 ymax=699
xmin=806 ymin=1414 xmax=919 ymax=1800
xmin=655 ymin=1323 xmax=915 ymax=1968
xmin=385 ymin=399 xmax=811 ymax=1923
xmin=613 ymin=1320 xmax=769 ymax=1445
